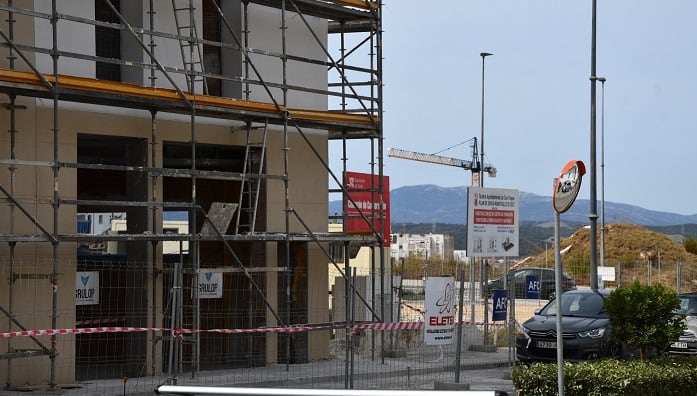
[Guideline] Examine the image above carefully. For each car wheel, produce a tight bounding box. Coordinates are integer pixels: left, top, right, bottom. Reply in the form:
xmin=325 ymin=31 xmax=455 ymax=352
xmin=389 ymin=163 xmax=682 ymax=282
xmin=607 ymin=342 xmax=624 ymax=359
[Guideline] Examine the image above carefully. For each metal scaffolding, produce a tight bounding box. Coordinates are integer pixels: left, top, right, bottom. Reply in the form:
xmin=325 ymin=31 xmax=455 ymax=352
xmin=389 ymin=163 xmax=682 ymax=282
xmin=0 ymin=0 xmax=384 ymax=388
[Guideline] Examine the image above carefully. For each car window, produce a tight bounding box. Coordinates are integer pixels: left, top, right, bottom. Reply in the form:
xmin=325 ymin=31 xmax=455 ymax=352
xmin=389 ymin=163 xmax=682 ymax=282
xmin=539 ymin=293 xmax=607 ymax=318
xmin=539 ymin=298 xmax=558 ymax=316
xmin=514 ymin=270 xmax=530 ymax=280
xmin=677 ymin=296 xmax=697 ymax=315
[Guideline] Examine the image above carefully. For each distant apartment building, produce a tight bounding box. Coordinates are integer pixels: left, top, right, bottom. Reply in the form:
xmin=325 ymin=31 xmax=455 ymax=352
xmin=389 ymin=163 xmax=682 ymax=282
xmin=454 ymin=250 xmax=469 ymax=263
xmin=390 ymin=233 xmax=455 ymax=261
xmin=77 ymin=212 xmax=126 ymax=235
xmin=109 ymin=218 xmax=188 ymax=255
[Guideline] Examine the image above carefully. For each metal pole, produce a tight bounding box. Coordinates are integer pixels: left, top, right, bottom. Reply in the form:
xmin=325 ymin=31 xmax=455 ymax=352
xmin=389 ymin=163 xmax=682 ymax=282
xmin=618 ymin=262 xmax=622 ymax=288
xmin=150 ymin=117 xmax=158 ymax=377
xmin=479 ymin=52 xmax=492 ymax=344
xmin=599 ymin=77 xmax=606 ymax=271
xmin=589 ymin=0 xmax=599 ymax=290
xmin=168 ymin=257 xmax=181 ymax=380
xmin=658 ymin=249 xmax=662 ymax=285
xmin=509 ymin=257 xmax=516 ymax=368
xmin=677 ymin=262 xmax=682 ymax=294
xmin=350 ymin=268 xmax=357 ymax=389
xmin=469 ymin=256 xmax=476 ymax=323
xmin=7 ymin=0 xmax=16 ymax=386
xmin=344 ymin=243 xmax=350 ymax=389
xmin=50 ymin=0 xmax=60 ymax=387
xmin=454 ymin=269 xmax=465 ymax=383
xmin=281 ymin=0 xmax=292 ymax=373
xmin=479 ymin=52 xmax=493 ymax=188
xmin=554 ymin=206 xmax=565 ymax=396
xmin=504 ymin=257 xmax=512 ymax=364
xmin=370 ymin=245 xmax=376 ymax=361
xmin=483 ymin=259 xmax=489 ymax=344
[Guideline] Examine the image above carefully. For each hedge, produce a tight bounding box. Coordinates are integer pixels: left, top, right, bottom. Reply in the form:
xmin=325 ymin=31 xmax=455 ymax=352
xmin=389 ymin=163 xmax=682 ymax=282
xmin=511 ymin=357 xmax=697 ymax=396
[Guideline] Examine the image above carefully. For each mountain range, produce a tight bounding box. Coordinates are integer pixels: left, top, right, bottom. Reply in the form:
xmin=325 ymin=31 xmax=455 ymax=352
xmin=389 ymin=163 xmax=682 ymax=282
xmin=330 ymin=184 xmax=697 ymax=226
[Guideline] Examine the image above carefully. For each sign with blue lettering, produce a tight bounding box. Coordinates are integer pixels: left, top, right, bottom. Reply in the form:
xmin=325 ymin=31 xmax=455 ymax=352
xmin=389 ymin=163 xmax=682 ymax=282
xmin=76 ymin=271 xmax=100 ymax=305
xmin=526 ymin=275 xmax=541 ymax=299
xmin=198 ymin=272 xmax=223 ymax=299
xmin=492 ymin=290 xmax=508 ymax=321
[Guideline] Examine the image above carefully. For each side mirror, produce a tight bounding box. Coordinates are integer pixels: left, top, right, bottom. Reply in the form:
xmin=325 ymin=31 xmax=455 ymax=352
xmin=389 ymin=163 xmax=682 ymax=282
xmin=534 ymin=308 xmax=541 ymax=315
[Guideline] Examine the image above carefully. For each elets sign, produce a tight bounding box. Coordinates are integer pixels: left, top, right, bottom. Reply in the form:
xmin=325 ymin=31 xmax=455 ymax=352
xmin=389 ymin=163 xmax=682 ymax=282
xmin=344 ymin=171 xmax=390 ymax=246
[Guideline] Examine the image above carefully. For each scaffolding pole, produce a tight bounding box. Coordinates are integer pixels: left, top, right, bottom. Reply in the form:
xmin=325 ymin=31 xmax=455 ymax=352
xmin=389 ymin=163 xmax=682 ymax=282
xmin=0 ymin=0 xmax=383 ymax=387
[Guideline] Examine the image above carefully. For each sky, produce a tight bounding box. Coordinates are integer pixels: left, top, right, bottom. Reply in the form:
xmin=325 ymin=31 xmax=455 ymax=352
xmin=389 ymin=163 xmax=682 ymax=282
xmin=329 ymin=1 xmax=697 ymax=216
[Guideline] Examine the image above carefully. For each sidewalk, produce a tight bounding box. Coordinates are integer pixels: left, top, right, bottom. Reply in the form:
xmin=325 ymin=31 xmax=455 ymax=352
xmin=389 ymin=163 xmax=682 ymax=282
xmin=0 ymin=348 xmax=517 ymax=395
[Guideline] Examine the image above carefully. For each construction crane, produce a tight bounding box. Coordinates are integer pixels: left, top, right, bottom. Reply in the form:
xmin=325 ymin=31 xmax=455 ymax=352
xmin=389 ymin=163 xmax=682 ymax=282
xmin=387 ymin=137 xmax=496 ymax=187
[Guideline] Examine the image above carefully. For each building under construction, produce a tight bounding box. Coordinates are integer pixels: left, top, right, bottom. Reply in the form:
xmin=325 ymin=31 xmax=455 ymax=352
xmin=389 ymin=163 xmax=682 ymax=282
xmin=0 ymin=0 xmax=385 ymax=388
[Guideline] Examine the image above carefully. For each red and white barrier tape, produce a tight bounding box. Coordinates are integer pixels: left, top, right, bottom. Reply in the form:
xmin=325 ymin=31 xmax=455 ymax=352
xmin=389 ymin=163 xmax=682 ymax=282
xmin=399 ymin=301 xmax=425 ymax=315
xmin=0 ymin=321 xmax=508 ymax=339
xmin=0 ymin=327 xmax=161 ymax=338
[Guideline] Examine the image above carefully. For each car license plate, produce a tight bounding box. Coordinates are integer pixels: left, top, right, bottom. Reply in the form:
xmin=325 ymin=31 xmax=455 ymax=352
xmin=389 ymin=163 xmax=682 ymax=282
xmin=672 ymin=342 xmax=688 ymax=349
xmin=536 ymin=341 xmax=557 ymax=349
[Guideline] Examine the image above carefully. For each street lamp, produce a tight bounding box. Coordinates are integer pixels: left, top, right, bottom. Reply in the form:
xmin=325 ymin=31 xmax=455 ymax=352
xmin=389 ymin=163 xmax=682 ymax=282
xmin=598 ymin=77 xmax=606 ymax=271
xmin=480 ymin=52 xmax=493 ymax=187
xmin=479 ymin=51 xmax=493 ymax=345
xmin=589 ymin=0 xmax=599 ymax=293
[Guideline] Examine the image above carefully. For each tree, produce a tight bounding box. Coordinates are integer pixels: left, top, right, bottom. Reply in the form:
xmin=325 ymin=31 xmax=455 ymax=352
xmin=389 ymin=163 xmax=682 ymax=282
xmin=684 ymin=236 xmax=697 ymax=255
xmin=603 ymin=281 xmax=685 ymax=361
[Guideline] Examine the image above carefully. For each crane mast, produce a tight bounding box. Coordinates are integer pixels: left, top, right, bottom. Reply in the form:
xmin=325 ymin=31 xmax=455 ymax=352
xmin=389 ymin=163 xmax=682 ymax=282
xmin=388 ymin=137 xmax=496 ymax=186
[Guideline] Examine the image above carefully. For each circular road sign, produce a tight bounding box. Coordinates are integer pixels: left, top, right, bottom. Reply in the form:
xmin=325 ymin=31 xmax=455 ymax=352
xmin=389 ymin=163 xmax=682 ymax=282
xmin=553 ymin=160 xmax=586 ymax=214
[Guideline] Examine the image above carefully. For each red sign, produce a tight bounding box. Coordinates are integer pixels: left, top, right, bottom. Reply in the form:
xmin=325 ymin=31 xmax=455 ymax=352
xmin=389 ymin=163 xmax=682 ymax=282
xmin=344 ymin=171 xmax=390 ymax=246
xmin=473 ymin=209 xmax=515 ymax=225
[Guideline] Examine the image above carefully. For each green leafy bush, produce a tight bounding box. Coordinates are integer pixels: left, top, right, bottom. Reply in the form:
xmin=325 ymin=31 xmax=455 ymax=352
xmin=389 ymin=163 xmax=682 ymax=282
xmin=684 ymin=236 xmax=697 ymax=255
xmin=603 ymin=281 xmax=685 ymax=361
xmin=512 ymin=282 xmax=691 ymax=394
xmin=512 ymin=357 xmax=697 ymax=396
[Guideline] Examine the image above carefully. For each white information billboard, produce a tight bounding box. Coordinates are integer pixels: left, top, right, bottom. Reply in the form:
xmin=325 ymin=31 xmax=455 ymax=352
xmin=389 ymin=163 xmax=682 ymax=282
xmin=424 ymin=276 xmax=455 ymax=345
xmin=466 ymin=187 xmax=520 ymax=257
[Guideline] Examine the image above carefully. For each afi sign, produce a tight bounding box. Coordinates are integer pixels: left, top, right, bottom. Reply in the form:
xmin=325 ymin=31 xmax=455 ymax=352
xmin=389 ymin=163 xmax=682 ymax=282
xmin=492 ymin=290 xmax=508 ymax=321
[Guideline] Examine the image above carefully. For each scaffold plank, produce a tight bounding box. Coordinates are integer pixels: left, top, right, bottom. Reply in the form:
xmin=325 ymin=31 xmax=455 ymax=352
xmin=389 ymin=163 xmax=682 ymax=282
xmin=0 ymin=68 xmax=377 ymax=131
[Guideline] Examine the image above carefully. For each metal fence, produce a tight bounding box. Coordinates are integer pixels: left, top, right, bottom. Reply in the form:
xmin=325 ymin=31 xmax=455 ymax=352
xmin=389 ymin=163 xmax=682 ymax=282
xmin=4 ymin=257 xmax=697 ymax=394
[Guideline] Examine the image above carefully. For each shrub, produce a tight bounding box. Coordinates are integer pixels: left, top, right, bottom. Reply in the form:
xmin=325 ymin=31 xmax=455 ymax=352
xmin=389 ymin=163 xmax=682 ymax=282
xmin=512 ymin=357 xmax=697 ymax=396
xmin=603 ymin=280 xmax=685 ymax=361
xmin=684 ymin=236 xmax=697 ymax=255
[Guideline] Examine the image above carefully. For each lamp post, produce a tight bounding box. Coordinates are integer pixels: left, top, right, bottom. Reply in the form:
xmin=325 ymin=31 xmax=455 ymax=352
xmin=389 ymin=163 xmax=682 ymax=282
xmin=479 ymin=52 xmax=493 ymax=187
xmin=479 ymin=51 xmax=493 ymax=345
xmin=598 ymin=77 xmax=606 ymax=271
xmin=589 ymin=0 xmax=599 ymax=292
